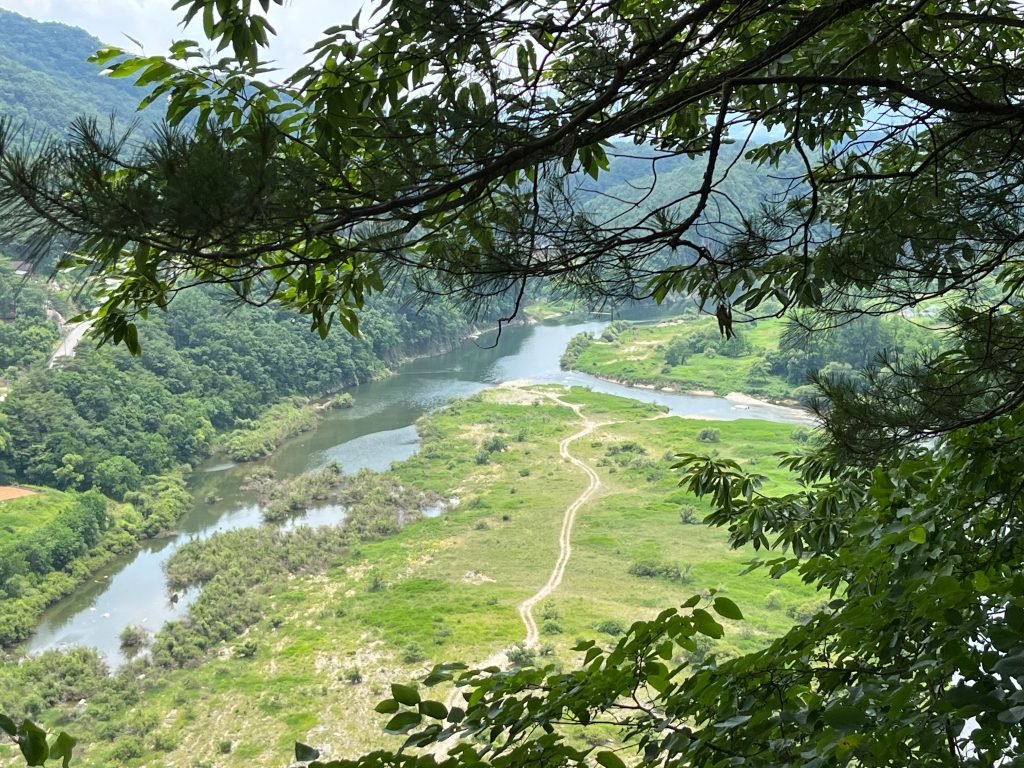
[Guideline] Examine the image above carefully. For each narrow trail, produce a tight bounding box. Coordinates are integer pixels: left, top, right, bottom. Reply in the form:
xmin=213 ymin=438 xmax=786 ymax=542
xmin=518 ymin=395 xmax=607 ymax=647
xmin=432 ymin=393 xmax=610 ymax=754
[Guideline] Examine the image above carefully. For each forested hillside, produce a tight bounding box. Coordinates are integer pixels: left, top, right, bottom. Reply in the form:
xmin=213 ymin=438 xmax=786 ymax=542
xmin=0 ymin=9 xmax=144 ymax=136
xmin=584 ymin=143 xmax=805 ymax=235
xmin=0 ymin=284 xmax=471 ymax=492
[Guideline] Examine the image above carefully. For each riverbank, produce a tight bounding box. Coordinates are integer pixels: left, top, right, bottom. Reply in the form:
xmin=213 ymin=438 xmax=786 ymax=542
xmin=562 ymin=317 xmax=806 ymax=401
xmin=0 ymin=386 xmax=818 ymax=767
xmin=221 ymin=394 xmax=356 ymax=462
xmin=0 ymin=477 xmax=190 ymax=649
xmin=580 ymin=372 xmax=812 ymax=421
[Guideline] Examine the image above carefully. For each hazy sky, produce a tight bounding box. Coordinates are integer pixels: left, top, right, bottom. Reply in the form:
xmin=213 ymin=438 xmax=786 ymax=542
xmin=0 ymin=0 xmax=365 ymax=73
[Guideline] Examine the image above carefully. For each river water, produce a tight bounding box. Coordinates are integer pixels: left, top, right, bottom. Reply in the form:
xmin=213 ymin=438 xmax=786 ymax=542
xmin=25 ymin=319 xmax=810 ymax=667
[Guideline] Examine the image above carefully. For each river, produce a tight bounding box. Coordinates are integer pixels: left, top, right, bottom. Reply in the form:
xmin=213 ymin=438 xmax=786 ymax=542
xmin=25 ymin=318 xmax=811 ymax=667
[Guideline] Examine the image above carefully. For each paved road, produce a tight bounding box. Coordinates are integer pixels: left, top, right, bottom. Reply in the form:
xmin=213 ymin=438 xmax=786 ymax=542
xmin=48 ymin=320 xmax=93 ymax=368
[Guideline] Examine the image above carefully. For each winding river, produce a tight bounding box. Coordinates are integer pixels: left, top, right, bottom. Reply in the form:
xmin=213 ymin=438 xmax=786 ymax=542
xmin=25 ymin=318 xmax=810 ymax=667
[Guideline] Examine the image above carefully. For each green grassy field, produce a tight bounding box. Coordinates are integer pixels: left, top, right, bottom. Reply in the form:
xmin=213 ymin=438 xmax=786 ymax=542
xmin=3 ymin=387 xmax=820 ymax=768
xmin=569 ymin=316 xmax=798 ymax=399
xmin=0 ymin=488 xmax=70 ymax=538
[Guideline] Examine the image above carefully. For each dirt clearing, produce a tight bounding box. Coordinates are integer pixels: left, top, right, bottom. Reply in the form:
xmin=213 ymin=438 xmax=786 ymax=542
xmin=0 ymin=486 xmax=37 ymax=502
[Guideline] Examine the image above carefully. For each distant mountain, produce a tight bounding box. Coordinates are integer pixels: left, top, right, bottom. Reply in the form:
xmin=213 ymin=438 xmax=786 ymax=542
xmin=581 ymin=141 xmax=805 ymax=233
xmin=0 ymin=8 xmax=146 ymax=136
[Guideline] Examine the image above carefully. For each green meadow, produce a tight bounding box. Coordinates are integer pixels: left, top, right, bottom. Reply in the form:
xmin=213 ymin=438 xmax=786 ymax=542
xmin=1 ymin=387 xmax=819 ymax=767
xmin=0 ymin=488 xmax=69 ymax=538
xmin=568 ymin=316 xmax=796 ymax=398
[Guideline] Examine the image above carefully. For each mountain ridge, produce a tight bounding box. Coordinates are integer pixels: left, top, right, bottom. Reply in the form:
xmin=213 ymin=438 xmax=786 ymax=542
xmin=0 ymin=8 xmax=146 ymax=136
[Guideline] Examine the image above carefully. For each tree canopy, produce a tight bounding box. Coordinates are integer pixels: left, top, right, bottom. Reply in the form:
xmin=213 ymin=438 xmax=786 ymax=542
xmin=3 ymin=0 xmax=1024 ymax=766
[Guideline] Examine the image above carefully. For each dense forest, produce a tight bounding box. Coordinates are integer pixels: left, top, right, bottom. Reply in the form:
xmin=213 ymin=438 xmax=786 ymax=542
xmin=0 ymin=9 xmax=146 ymax=137
xmin=0 ymin=278 xmax=473 ymax=493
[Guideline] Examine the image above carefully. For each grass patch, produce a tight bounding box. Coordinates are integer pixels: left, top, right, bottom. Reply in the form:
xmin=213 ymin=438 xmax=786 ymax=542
xmin=569 ymin=316 xmax=795 ymax=398
xmin=0 ymin=488 xmax=68 ymax=538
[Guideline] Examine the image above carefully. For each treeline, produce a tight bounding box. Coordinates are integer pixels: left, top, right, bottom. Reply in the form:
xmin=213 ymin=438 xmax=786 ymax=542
xmin=0 ymin=287 xmax=471 ymax=496
xmin=0 ymin=480 xmax=191 ymax=647
xmin=563 ymin=312 xmax=943 ymax=402
xmin=0 ymin=261 xmax=60 ymax=370
xmin=0 ymin=491 xmax=108 ymax=592
xmin=762 ymin=314 xmax=940 ymax=387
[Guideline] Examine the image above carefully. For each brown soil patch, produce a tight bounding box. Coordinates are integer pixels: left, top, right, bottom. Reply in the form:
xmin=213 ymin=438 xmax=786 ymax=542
xmin=0 ymin=486 xmax=36 ymax=502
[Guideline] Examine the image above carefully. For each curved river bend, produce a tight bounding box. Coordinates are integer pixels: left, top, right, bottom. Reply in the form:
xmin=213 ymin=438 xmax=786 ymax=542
xmin=27 ymin=319 xmax=810 ymax=666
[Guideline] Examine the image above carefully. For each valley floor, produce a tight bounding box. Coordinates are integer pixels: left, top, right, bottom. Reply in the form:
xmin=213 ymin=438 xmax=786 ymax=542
xmin=1 ymin=385 xmax=818 ymax=767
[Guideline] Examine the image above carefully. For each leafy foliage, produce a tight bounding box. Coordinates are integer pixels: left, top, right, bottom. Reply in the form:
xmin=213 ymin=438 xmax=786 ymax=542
xmin=0 ymin=714 xmax=75 ymax=768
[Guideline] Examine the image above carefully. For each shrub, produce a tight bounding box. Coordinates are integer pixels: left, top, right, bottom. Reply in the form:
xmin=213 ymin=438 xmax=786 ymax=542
xmin=790 ymin=427 xmax=812 ymax=442
xmin=541 ymin=620 xmax=563 ymax=635
xmin=151 ymin=732 xmax=179 ymax=752
xmin=110 ymin=736 xmax=145 ymax=762
xmin=482 ymin=435 xmax=507 ymax=453
xmin=697 ymin=428 xmax=720 ymax=443
xmin=344 ymin=666 xmax=363 ymax=684
xmin=119 ymin=624 xmax=149 ymax=649
xmin=402 ymin=643 xmax=426 ymax=664
xmin=506 ymin=642 xmax=537 ymax=668
xmin=235 ymin=639 xmax=258 ymax=658
xmin=628 ymin=560 xmax=693 ymax=584
xmin=560 ymin=332 xmax=593 ymax=368
xmin=596 ymin=619 xmax=626 ymax=636
xmin=678 ymin=505 xmax=700 ymax=524
xmin=787 ymin=600 xmax=827 ymax=624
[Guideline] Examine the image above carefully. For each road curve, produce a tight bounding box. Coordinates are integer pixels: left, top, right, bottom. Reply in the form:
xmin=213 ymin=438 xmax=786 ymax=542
xmin=48 ymin=320 xmax=93 ymax=368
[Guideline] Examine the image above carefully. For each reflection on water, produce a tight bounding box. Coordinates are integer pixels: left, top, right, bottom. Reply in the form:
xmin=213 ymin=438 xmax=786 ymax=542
xmin=26 ymin=317 xmax=809 ymax=666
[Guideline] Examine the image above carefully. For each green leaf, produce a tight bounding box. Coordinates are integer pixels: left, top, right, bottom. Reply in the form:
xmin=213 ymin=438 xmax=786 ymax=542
xmin=384 ymin=712 xmax=422 ymax=734
xmin=391 ymin=683 xmax=420 ymax=706
xmin=993 ymin=652 xmax=1024 ymax=677
xmin=49 ymin=732 xmax=77 ymax=768
xmin=715 ymin=714 xmax=752 ymax=729
xmin=997 ymin=706 xmax=1024 ymax=724
xmin=418 ymin=700 xmax=447 ymax=719
xmin=374 ymin=699 xmax=400 ymax=714
xmin=18 ymin=720 xmax=49 ymax=767
xmin=823 ymin=704 xmax=868 ymax=731
xmin=294 ymin=742 xmax=320 ymax=761
xmin=713 ymin=597 xmax=743 ymax=620
xmin=0 ymin=715 xmax=16 ymax=738
xmin=692 ymin=609 xmax=724 ymax=639
xmin=908 ymin=526 xmax=927 ymax=544
xmin=596 ymin=751 xmax=627 ymax=768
